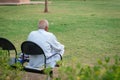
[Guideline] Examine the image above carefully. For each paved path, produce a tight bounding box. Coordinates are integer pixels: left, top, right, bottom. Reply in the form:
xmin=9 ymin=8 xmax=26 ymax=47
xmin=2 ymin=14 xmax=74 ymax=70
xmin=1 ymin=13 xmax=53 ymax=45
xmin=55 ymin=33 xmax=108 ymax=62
xmin=0 ymin=1 xmax=45 ymax=5
xmin=22 ymin=67 xmax=58 ymax=80
xmin=22 ymin=72 xmax=47 ymax=80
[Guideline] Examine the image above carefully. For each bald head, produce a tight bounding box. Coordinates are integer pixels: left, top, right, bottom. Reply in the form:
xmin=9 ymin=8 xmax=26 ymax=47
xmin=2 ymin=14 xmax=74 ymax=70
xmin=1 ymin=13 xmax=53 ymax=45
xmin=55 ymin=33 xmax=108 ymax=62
xmin=38 ymin=20 xmax=49 ymax=30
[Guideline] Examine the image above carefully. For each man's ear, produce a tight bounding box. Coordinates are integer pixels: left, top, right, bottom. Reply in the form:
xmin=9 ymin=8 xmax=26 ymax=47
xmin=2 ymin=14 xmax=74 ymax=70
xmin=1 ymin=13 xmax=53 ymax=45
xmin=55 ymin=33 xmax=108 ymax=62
xmin=45 ymin=26 xmax=48 ymax=31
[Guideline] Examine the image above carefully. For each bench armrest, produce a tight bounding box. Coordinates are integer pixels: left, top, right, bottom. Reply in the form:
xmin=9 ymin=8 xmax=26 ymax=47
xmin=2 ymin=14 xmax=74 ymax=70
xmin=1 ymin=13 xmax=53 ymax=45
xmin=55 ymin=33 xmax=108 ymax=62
xmin=47 ymin=53 xmax=62 ymax=60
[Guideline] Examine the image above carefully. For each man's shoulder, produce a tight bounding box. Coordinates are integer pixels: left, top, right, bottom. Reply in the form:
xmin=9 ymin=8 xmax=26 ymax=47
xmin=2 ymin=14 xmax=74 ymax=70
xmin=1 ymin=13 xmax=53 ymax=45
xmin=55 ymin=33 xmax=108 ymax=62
xmin=46 ymin=31 xmax=53 ymax=35
xmin=46 ymin=32 xmax=57 ymax=40
xmin=46 ymin=32 xmax=55 ymax=37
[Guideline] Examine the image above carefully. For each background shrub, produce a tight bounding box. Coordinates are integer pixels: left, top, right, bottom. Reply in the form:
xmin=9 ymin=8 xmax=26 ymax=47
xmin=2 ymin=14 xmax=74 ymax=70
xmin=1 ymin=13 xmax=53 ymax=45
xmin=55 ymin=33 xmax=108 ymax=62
xmin=0 ymin=50 xmax=23 ymax=80
xmin=54 ymin=55 xmax=120 ymax=80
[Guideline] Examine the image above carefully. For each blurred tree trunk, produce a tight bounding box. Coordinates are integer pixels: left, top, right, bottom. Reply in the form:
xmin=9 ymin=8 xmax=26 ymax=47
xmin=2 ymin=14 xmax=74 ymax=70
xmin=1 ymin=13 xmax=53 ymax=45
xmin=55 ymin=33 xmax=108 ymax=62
xmin=44 ymin=0 xmax=48 ymax=13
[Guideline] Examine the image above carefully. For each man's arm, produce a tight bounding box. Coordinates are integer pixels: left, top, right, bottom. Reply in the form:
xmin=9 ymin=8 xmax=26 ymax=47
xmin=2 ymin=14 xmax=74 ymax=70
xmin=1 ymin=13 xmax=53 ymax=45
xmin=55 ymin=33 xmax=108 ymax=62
xmin=49 ymin=34 xmax=64 ymax=56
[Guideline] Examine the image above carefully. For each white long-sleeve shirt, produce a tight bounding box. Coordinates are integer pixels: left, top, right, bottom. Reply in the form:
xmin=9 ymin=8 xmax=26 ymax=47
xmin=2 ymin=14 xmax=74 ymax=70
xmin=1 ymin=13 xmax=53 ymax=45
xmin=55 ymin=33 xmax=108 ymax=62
xmin=27 ymin=29 xmax=64 ymax=68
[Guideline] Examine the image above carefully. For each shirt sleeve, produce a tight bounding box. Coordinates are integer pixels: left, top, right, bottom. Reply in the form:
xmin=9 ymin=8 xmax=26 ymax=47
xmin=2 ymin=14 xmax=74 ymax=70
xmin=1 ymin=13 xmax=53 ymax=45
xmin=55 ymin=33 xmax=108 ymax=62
xmin=48 ymin=34 xmax=64 ymax=56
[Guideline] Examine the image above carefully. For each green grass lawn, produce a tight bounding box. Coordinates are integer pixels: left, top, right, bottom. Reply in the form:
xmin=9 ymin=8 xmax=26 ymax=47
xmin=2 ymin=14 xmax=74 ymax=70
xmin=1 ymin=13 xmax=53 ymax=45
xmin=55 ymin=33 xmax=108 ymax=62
xmin=0 ymin=0 xmax=120 ymax=66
